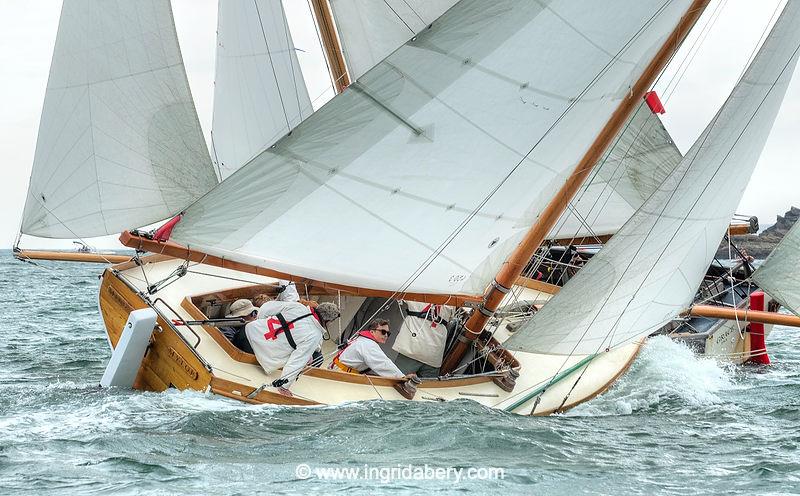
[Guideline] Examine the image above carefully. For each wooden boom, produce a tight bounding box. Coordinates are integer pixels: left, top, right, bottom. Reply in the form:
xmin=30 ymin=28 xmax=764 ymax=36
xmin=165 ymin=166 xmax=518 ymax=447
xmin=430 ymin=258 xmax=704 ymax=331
xmin=440 ymin=0 xmax=713 ymax=374
xmin=15 ymin=250 xmax=131 ymax=264
xmin=551 ymin=222 xmax=753 ymax=246
xmin=687 ymin=305 xmax=800 ymax=328
xmin=118 ymin=231 xmax=481 ymax=306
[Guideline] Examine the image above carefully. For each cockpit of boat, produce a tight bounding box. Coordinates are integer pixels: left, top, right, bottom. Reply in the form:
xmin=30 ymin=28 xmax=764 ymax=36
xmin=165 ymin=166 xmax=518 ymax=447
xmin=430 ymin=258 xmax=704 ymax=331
xmin=183 ymin=281 xmax=521 ymax=389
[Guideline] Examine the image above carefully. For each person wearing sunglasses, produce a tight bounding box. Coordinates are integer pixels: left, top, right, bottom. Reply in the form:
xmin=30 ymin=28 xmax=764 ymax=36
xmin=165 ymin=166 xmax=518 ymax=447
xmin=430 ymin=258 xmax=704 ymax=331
xmin=331 ymin=318 xmax=414 ymax=379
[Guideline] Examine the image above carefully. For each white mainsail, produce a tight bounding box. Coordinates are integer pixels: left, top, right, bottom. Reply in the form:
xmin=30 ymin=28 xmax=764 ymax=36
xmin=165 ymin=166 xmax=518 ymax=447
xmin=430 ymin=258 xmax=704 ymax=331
xmin=552 ymin=101 xmax=683 ymax=240
xmin=21 ymin=0 xmax=217 ymax=239
xmin=328 ymin=0 xmax=459 ymax=82
xmin=753 ymin=221 xmax=800 ymax=316
xmin=212 ymin=0 xmax=312 ymax=179
xmin=172 ymin=0 xmax=695 ymax=297
xmin=333 ymin=0 xmax=684 ymax=242
xmin=506 ymin=1 xmax=800 ymax=356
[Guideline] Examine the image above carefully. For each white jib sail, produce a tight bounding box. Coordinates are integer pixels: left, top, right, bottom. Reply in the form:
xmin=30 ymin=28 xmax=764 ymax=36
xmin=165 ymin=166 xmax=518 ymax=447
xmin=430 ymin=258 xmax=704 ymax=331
xmin=212 ymin=0 xmax=312 ymax=179
xmin=328 ymin=0 xmax=459 ymax=82
xmin=552 ymin=101 xmax=683 ymax=240
xmin=753 ymin=221 xmax=800 ymax=317
xmin=506 ymin=1 xmax=800 ymax=356
xmin=172 ymin=0 xmax=695 ymax=297
xmin=21 ymin=0 xmax=218 ymax=239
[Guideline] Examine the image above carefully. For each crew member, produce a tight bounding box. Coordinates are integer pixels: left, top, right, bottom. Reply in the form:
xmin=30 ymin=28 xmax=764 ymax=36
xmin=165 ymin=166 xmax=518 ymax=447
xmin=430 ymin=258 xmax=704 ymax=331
xmin=245 ymin=300 xmax=340 ymax=396
xmin=219 ymin=299 xmax=257 ymax=341
xmin=331 ymin=319 xmax=410 ymax=378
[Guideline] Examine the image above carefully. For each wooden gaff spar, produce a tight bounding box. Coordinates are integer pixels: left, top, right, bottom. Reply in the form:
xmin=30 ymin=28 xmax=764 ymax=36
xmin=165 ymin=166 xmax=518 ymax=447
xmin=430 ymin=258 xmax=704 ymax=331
xmin=309 ymin=0 xmax=350 ymax=93
xmin=439 ymin=0 xmax=713 ymax=374
xmin=118 ymin=231 xmax=481 ymax=307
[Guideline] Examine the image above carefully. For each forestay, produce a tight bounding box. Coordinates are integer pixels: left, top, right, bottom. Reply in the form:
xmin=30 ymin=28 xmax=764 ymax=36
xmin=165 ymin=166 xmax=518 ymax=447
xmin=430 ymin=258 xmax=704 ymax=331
xmin=329 ymin=0 xmax=459 ymax=82
xmin=506 ymin=1 xmax=800 ymax=355
xmin=21 ymin=0 xmax=217 ymax=239
xmin=753 ymin=222 xmax=800 ymax=317
xmin=551 ymin=101 xmax=683 ymax=240
xmin=172 ymin=0 xmax=694 ymax=297
xmin=213 ymin=0 xmax=312 ymax=178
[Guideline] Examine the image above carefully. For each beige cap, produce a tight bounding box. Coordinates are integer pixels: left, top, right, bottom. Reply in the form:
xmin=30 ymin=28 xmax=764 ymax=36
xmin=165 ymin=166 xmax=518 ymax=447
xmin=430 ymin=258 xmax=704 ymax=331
xmin=226 ymin=299 xmax=257 ymax=318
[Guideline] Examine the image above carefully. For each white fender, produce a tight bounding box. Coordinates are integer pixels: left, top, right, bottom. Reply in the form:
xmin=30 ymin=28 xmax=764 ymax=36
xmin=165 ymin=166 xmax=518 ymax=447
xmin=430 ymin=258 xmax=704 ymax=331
xmin=100 ymin=308 xmax=157 ymax=388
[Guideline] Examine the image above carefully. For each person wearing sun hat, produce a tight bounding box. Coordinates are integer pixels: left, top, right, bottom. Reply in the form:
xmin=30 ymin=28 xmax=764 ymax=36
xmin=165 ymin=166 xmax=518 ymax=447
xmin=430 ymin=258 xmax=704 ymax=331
xmin=219 ymin=299 xmax=257 ymax=345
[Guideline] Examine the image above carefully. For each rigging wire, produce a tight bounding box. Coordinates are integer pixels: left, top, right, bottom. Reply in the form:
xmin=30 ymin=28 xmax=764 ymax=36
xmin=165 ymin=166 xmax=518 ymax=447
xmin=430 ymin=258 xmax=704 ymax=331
xmin=496 ymin=13 xmax=798 ymax=412
xmin=169 ymin=1 xmax=677 ymax=322
xmin=549 ymin=30 xmax=800 ymax=412
xmin=278 ymin=0 xmax=305 ymax=127
xmin=382 ymin=0 xmax=415 ymax=33
xmin=253 ymin=0 xmax=292 ymax=131
xmin=365 ymin=1 xmax=678 ymax=305
xmin=661 ymin=0 xmax=728 ymax=101
xmin=20 ymin=193 xmax=124 ymax=267
xmin=398 ymin=0 xmax=426 ymax=25
xmin=548 ymin=0 xmax=727 ymax=250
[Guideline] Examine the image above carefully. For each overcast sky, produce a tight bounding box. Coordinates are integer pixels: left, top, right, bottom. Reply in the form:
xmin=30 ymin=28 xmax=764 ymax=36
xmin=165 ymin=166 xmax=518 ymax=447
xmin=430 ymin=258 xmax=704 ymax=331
xmin=1 ymin=0 xmax=797 ymax=249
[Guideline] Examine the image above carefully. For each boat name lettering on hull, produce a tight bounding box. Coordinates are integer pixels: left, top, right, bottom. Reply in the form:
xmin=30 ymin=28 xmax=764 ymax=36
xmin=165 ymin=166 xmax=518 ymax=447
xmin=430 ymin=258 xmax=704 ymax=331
xmin=107 ymin=285 xmax=134 ymax=313
xmin=168 ymin=347 xmax=199 ymax=380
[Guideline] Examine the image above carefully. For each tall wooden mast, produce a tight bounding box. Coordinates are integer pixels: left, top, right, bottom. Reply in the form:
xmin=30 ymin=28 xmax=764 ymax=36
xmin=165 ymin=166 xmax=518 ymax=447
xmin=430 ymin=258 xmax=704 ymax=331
xmin=440 ymin=0 xmax=712 ymax=374
xmin=309 ymin=0 xmax=350 ymax=93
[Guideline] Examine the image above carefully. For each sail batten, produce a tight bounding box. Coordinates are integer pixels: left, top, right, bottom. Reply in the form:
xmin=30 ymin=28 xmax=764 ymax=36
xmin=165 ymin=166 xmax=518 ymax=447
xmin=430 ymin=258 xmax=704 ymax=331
xmin=212 ymin=0 xmax=313 ymax=179
xmin=506 ymin=1 xmax=800 ymax=355
xmin=21 ymin=0 xmax=217 ymax=239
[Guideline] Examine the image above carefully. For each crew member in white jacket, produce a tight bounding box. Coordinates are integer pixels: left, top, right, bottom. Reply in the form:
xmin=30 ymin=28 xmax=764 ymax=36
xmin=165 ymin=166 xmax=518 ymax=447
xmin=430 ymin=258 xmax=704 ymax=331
xmin=245 ymin=300 xmax=340 ymax=395
xmin=331 ymin=319 xmax=412 ymax=378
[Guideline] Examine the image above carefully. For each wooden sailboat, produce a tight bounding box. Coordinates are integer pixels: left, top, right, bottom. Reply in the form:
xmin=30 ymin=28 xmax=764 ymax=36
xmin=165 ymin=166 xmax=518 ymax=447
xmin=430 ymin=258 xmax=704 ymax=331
xmin=15 ymin=0 xmax=800 ymax=415
xmin=678 ymin=220 xmax=800 ymax=363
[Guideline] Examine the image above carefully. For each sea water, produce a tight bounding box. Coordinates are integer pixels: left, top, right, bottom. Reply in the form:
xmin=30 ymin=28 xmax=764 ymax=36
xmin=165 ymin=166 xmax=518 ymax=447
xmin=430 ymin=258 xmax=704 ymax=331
xmin=1 ymin=251 xmax=798 ymax=495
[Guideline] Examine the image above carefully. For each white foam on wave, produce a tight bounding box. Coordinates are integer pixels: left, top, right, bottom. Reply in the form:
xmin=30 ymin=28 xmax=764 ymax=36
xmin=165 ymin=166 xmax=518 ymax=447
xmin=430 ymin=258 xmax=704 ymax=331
xmin=570 ymin=336 xmax=734 ymax=416
xmin=0 ymin=385 xmax=284 ymax=442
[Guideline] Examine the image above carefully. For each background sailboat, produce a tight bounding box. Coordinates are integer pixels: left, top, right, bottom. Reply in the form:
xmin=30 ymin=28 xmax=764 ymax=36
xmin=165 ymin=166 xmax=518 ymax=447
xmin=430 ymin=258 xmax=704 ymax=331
xmin=752 ymin=221 xmax=800 ymax=316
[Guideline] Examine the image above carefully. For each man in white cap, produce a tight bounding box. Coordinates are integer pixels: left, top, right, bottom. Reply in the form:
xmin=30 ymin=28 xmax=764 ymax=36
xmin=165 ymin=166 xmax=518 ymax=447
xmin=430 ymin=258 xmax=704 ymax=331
xmin=245 ymin=300 xmax=340 ymax=396
xmin=221 ymin=299 xmax=257 ymax=347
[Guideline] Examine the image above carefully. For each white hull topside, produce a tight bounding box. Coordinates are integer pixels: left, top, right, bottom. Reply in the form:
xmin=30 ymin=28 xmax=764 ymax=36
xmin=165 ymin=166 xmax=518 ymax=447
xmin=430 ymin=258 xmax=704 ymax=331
xmin=104 ymin=256 xmax=644 ymax=415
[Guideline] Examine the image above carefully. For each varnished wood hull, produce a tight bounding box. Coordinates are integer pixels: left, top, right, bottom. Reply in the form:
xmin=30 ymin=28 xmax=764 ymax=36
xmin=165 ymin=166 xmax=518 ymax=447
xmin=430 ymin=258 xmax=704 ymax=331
xmin=97 ymin=258 xmax=645 ymax=414
xmin=99 ymin=270 xmax=213 ymax=393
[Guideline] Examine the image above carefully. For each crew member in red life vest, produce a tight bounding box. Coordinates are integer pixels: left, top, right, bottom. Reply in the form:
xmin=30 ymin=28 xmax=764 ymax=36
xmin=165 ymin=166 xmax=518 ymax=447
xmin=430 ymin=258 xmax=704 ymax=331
xmin=245 ymin=300 xmax=340 ymax=396
xmin=331 ymin=319 xmax=414 ymax=378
